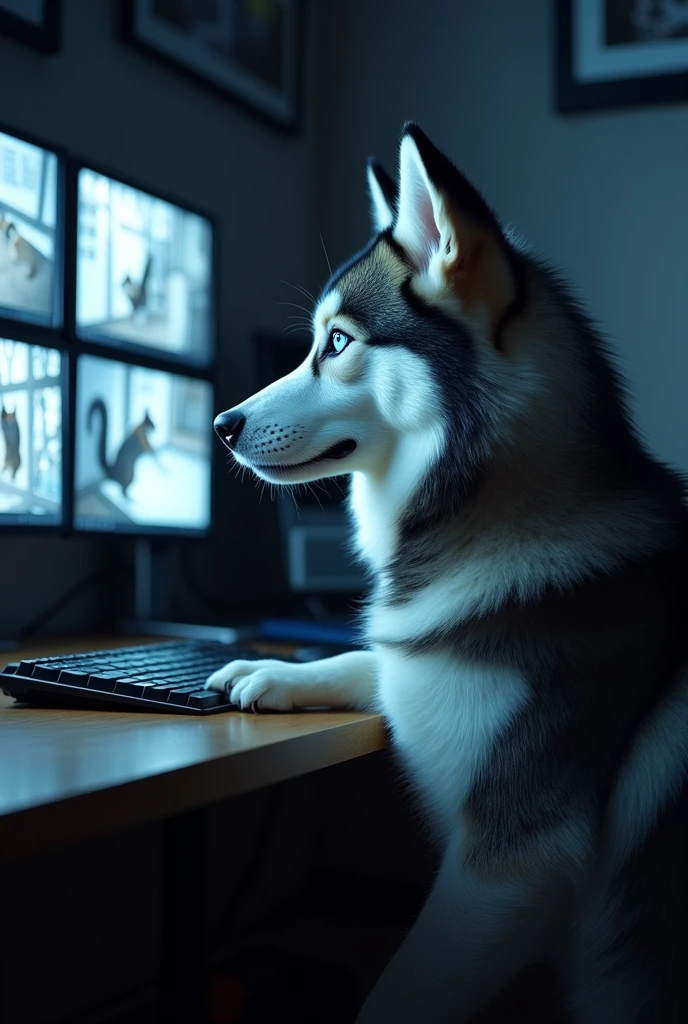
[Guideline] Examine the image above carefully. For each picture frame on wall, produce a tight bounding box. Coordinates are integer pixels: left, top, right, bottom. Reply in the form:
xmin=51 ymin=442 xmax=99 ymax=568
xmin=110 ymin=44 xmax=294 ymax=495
xmin=0 ymin=0 xmax=61 ymax=54
xmin=120 ymin=0 xmax=302 ymax=133
xmin=557 ymin=0 xmax=688 ymax=112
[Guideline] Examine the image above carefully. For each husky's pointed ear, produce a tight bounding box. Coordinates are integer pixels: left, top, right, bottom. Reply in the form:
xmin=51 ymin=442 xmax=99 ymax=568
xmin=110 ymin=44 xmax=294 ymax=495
xmin=367 ymin=157 xmax=396 ymax=233
xmin=393 ymin=123 xmax=516 ymax=341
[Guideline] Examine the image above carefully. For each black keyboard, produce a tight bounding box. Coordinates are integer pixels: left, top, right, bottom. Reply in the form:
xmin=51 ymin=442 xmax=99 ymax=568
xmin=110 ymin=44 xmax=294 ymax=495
xmin=0 ymin=641 xmax=282 ymax=715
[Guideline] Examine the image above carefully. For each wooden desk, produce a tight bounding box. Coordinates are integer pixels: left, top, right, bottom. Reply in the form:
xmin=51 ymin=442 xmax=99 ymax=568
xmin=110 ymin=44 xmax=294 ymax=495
xmin=0 ymin=635 xmax=386 ymax=1022
xmin=0 ymin=635 xmax=386 ymax=864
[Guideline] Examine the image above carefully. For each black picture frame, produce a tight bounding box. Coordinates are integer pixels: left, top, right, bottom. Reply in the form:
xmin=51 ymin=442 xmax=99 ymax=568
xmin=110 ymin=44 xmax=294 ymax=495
xmin=0 ymin=0 xmax=61 ymax=54
xmin=119 ymin=0 xmax=303 ymax=134
xmin=557 ymin=0 xmax=688 ymax=113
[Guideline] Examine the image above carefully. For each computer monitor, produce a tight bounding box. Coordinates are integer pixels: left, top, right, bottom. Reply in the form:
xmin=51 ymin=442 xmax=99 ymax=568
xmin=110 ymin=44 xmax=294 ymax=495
xmin=74 ymin=166 xmax=214 ymax=366
xmin=0 ymin=335 xmax=64 ymax=526
xmin=254 ymin=333 xmax=363 ymax=593
xmin=0 ymin=126 xmax=62 ymax=329
xmin=73 ymin=353 xmax=213 ymax=536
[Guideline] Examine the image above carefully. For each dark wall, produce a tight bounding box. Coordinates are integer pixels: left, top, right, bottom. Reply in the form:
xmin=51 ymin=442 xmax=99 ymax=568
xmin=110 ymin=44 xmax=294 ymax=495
xmin=0 ymin=0 xmax=321 ymax=637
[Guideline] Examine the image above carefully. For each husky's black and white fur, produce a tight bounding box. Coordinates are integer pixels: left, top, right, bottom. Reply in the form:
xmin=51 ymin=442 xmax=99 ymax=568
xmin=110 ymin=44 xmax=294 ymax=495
xmin=209 ymin=124 xmax=688 ymax=1022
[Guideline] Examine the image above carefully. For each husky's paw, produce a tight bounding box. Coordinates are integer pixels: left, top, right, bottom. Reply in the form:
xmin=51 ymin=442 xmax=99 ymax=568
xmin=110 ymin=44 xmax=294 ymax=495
xmin=205 ymin=659 xmax=307 ymax=713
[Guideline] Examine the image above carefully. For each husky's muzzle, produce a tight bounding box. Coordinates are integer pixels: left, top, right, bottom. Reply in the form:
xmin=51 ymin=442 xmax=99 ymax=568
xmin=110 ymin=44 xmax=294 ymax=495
xmin=214 ymin=408 xmax=357 ymax=473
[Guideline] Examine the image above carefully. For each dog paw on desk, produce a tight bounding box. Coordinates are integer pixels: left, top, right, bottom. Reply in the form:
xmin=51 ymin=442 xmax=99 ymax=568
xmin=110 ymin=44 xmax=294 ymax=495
xmin=206 ymin=650 xmax=378 ymax=713
xmin=206 ymin=658 xmax=322 ymax=712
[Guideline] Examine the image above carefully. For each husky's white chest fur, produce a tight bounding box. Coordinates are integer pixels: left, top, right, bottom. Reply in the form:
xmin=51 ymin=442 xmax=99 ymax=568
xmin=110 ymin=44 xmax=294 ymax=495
xmin=375 ymin=645 xmax=529 ymax=834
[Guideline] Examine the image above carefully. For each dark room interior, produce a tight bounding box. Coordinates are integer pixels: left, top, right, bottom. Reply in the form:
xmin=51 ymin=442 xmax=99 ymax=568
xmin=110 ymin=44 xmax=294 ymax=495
xmin=1 ymin=2 xmax=687 ymax=1022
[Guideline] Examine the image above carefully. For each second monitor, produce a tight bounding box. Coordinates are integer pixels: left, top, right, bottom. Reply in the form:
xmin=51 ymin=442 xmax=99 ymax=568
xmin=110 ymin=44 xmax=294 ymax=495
xmin=75 ymin=167 xmax=214 ymax=365
xmin=74 ymin=353 xmax=213 ymax=535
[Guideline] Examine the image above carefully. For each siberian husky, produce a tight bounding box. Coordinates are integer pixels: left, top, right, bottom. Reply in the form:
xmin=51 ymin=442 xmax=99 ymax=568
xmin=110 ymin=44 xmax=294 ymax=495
xmin=208 ymin=124 xmax=688 ymax=1022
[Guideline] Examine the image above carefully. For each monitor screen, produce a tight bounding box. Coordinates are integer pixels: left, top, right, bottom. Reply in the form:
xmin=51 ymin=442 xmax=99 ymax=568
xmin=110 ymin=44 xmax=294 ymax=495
xmin=74 ymin=354 xmax=213 ymax=535
xmin=75 ymin=168 xmax=214 ymax=365
xmin=0 ymin=336 xmax=63 ymax=526
xmin=0 ymin=128 xmax=61 ymax=327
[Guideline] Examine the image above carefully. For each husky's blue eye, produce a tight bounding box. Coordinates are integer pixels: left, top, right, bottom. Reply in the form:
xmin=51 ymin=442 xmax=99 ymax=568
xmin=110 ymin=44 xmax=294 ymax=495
xmin=327 ymin=329 xmax=352 ymax=356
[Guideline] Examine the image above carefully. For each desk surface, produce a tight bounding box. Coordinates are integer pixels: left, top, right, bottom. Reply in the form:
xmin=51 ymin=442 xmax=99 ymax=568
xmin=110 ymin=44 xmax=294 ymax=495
xmin=0 ymin=636 xmax=386 ymax=864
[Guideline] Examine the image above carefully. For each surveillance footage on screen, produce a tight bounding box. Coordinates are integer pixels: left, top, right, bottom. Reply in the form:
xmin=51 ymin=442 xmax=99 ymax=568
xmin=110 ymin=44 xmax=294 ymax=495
xmin=76 ymin=169 xmax=213 ymax=364
xmin=74 ymin=354 xmax=212 ymax=534
xmin=0 ymin=130 xmax=59 ymax=326
xmin=0 ymin=337 xmax=62 ymax=524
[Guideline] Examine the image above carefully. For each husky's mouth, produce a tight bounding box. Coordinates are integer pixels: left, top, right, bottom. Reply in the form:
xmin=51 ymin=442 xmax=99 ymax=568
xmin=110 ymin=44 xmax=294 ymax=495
xmin=255 ymin=438 xmax=357 ymax=474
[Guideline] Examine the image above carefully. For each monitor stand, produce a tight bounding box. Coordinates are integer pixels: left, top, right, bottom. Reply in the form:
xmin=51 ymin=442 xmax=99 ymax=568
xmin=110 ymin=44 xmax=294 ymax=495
xmin=119 ymin=539 xmax=256 ymax=645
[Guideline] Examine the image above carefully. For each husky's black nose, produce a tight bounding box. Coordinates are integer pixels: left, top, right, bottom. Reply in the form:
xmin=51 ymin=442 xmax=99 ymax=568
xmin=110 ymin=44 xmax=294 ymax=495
xmin=214 ymin=410 xmax=246 ymax=448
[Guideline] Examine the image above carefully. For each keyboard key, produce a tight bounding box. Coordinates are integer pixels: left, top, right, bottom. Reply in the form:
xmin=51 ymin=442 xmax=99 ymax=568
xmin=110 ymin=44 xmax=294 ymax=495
xmin=32 ymin=664 xmax=62 ymax=681
xmin=146 ymin=684 xmax=179 ymax=700
xmin=58 ymin=670 xmax=90 ymax=687
xmin=114 ymin=679 xmax=153 ymax=697
xmin=187 ymin=691 xmax=224 ymax=709
xmin=86 ymin=673 xmax=120 ymax=692
xmin=159 ymin=687 xmax=199 ymax=704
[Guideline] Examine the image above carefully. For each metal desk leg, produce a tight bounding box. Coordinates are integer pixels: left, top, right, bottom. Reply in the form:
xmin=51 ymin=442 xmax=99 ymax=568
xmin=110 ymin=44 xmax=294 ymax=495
xmin=160 ymin=808 xmax=207 ymax=1024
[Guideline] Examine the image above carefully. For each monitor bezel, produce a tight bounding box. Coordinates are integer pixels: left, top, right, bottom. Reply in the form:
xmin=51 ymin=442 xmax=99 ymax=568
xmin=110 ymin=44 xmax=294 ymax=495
xmin=0 ymin=120 xmax=66 ymax=337
xmin=0 ymin=333 xmax=69 ymax=535
xmin=70 ymin=345 xmax=216 ymax=540
xmin=66 ymin=156 xmax=218 ymax=371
